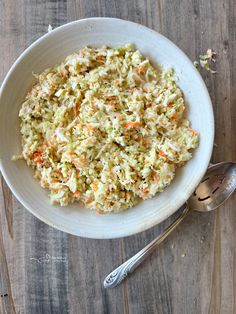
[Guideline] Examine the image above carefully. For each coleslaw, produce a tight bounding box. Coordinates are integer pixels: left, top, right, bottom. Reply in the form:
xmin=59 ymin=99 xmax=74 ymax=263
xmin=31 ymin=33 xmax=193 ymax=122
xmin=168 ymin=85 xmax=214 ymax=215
xmin=18 ymin=44 xmax=199 ymax=212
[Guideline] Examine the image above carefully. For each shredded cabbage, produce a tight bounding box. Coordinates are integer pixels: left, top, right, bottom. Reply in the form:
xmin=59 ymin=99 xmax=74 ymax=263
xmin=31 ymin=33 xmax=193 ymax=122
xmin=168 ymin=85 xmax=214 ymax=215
xmin=18 ymin=44 xmax=199 ymax=212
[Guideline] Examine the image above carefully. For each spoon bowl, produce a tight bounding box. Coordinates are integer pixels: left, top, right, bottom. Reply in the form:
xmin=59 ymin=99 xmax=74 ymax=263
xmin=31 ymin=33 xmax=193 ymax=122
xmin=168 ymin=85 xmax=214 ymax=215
xmin=188 ymin=162 xmax=236 ymax=212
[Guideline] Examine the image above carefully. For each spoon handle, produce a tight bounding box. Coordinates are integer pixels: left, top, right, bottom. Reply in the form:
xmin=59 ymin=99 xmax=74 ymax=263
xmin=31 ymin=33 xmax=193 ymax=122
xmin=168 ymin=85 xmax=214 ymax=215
xmin=103 ymin=205 xmax=190 ymax=289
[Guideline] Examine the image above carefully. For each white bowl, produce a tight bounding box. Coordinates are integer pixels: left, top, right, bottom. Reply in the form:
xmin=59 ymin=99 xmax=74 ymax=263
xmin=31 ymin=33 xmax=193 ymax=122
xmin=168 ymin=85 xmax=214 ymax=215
xmin=0 ymin=18 xmax=214 ymax=239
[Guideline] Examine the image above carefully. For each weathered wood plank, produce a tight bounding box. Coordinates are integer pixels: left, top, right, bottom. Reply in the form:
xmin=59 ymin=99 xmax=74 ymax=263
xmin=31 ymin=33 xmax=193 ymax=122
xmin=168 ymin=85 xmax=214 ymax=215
xmin=25 ymin=218 xmax=69 ymax=314
xmin=0 ymin=1 xmax=27 ymax=313
xmin=0 ymin=0 xmax=70 ymax=313
xmin=0 ymin=179 xmax=16 ymax=314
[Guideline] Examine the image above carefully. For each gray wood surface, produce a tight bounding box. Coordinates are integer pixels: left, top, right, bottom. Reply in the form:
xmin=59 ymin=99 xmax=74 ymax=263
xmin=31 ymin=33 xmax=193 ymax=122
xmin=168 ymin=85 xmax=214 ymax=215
xmin=0 ymin=0 xmax=236 ymax=313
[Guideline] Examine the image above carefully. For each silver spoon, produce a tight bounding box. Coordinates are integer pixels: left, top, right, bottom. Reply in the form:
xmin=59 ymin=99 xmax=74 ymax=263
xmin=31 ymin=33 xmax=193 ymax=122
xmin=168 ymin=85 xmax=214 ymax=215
xmin=104 ymin=161 xmax=236 ymax=289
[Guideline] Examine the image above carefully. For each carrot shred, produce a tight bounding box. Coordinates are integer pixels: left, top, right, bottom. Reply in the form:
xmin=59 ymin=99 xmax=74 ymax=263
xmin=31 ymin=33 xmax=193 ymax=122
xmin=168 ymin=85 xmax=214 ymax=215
xmin=91 ymin=182 xmax=98 ymax=191
xmin=85 ymin=124 xmax=95 ymax=132
xmin=30 ymin=151 xmax=43 ymax=165
xmin=189 ymin=128 xmax=197 ymax=136
xmin=73 ymin=190 xmax=81 ymax=197
xmin=140 ymin=188 xmax=149 ymax=198
xmin=125 ymin=121 xmax=139 ymax=129
xmin=159 ymin=150 xmax=167 ymax=158
xmin=137 ymin=65 xmax=145 ymax=75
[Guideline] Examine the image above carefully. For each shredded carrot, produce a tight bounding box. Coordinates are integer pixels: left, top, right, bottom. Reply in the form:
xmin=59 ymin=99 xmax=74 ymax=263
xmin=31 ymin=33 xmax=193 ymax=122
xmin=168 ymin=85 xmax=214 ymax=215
xmin=137 ymin=65 xmax=145 ymax=75
xmin=140 ymin=188 xmax=149 ymax=198
xmin=85 ymin=124 xmax=95 ymax=132
xmin=30 ymin=151 xmax=43 ymax=165
xmin=73 ymin=190 xmax=81 ymax=197
xmin=108 ymin=100 xmax=117 ymax=106
xmin=116 ymin=114 xmax=123 ymax=121
xmin=151 ymin=172 xmax=160 ymax=183
xmin=54 ymin=169 xmax=62 ymax=176
xmin=91 ymin=181 xmax=98 ymax=191
xmin=33 ymin=156 xmax=43 ymax=164
xmin=159 ymin=150 xmax=167 ymax=158
xmin=189 ymin=128 xmax=197 ymax=136
xmin=73 ymin=157 xmax=88 ymax=168
xmin=125 ymin=121 xmax=139 ymax=129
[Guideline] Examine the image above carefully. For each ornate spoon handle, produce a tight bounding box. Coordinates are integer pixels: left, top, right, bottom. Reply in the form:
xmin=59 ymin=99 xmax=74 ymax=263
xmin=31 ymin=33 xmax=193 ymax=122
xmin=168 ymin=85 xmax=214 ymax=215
xmin=103 ymin=205 xmax=189 ymax=288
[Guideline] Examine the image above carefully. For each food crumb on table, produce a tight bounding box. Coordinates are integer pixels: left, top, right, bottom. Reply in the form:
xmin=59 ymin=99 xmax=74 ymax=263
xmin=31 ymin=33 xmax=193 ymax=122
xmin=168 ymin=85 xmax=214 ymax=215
xmin=194 ymin=48 xmax=217 ymax=73
xmin=200 ymin=236 xmax=205 ymax=243
xmin=48 ymin=24 xmax=53 ymax=32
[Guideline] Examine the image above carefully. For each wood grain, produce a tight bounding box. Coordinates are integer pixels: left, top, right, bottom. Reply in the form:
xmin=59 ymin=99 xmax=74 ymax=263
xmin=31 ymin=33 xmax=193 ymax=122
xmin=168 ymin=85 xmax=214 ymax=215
xmin=0 ymin=0 xmax=236 ymax=313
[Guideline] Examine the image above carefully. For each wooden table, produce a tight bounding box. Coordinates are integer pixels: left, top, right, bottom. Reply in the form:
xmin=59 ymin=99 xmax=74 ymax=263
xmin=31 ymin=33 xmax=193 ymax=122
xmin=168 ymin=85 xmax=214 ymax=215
xmin=0 ymin=0 xmax=236 ymax=313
